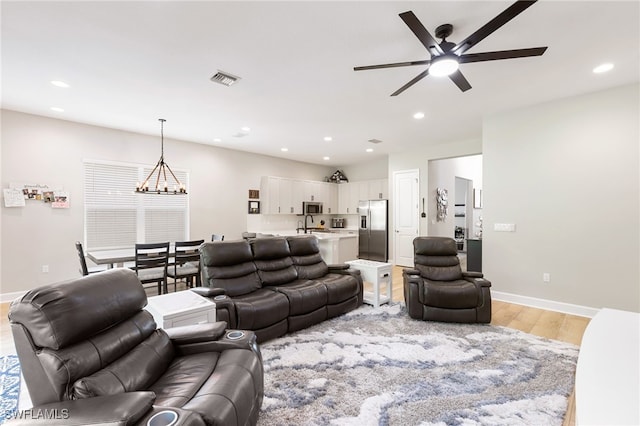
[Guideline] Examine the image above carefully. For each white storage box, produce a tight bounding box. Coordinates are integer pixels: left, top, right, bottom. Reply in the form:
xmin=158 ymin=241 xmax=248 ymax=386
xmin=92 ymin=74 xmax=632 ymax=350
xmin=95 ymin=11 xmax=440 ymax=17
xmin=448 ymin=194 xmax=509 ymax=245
xmin=146 ymin=290 xmax=216 ymax=329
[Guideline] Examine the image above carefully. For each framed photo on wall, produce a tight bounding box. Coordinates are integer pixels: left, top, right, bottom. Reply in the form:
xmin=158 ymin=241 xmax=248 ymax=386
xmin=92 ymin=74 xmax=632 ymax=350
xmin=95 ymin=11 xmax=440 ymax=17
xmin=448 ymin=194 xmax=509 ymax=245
xmin=248 ymin=200 xmax=260 ymax=214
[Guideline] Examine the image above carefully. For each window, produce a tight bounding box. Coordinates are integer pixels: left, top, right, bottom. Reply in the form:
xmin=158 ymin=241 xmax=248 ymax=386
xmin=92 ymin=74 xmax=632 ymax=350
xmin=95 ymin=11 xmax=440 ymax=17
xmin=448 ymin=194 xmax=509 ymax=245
xmin=84 ymin=160 xmax=189 ymax=250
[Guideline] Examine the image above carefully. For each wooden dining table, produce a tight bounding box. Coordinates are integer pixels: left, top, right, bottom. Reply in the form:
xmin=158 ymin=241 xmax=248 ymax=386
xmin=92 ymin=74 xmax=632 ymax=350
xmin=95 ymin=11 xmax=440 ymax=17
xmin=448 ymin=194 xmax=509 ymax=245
xmin=86 ymin=248 xmax=137 ymax=268
xmin=86 ymin=247 xmax=176 ymax=269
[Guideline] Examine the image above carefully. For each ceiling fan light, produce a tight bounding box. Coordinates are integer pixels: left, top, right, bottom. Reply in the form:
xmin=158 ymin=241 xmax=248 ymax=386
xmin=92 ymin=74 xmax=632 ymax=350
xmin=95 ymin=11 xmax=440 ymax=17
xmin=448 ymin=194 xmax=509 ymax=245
xmin=429 ymin=57 xmax=459 ymax=77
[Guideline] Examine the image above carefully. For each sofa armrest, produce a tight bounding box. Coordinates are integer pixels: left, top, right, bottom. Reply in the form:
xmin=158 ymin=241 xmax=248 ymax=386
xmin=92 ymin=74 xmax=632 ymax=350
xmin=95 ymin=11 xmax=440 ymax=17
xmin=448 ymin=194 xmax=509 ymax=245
xmin=327 ymin=263 xmax=349 ymax=270
xmin=403 ymin=268 xmax=420 ymax=276
xmin=191 ymin=286 xmax=226 ymax=297
xmin=3 ymin=392 xmax=155 ymax=425
xmin=165 ymin=321 xmax=227 ymax=345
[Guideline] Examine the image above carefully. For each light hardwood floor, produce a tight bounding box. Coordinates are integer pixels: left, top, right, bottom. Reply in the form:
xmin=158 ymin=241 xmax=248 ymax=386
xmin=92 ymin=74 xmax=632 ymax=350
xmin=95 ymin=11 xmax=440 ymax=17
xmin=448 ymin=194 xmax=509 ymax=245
xmin=2 ymin=267 xmax=590 ymax=425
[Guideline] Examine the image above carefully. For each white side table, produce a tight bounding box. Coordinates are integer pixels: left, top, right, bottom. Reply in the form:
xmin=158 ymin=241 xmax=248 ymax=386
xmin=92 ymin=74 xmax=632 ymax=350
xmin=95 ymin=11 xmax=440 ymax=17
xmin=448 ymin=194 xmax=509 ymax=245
xmin=146 ymin=290 xmax=216 ymax=329
xmin=346 ymin=259 xmax=392 ymax=307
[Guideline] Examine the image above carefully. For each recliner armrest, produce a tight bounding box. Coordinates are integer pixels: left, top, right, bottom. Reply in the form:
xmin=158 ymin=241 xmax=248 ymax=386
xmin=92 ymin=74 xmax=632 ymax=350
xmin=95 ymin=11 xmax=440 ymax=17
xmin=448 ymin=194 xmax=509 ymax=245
xmin=191 ymin=286 xmax=226 ymax=297
xmin=3 ymin=392 xmax=155 ymax=425
xmin=462 ymin=271 xmax=484 ymax=278
xmin=464 ymin=276 xmax=492 ymax=287
xmin=403 ymin=268 xmax=420 ymax=276
xmin=165 ymin=321 xmax=228 ymax=345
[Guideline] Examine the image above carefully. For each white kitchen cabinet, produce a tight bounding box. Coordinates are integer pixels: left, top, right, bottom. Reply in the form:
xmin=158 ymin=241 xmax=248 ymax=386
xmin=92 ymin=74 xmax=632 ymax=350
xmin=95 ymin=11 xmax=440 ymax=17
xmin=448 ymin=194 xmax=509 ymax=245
xmin=368 ymin=179 xmax=388 ymax=200
xmin=262 ymin=176 xmax=387 ymax=215
xmin=338 ymin=183 xmax=359 ymax=214
xmin=260 ymin=176 xmax=294 ymax=214
xmin=324 ymin=183 xmax=338 ymax=214
xmin=291 ymin=179 xmax=305 ymax=214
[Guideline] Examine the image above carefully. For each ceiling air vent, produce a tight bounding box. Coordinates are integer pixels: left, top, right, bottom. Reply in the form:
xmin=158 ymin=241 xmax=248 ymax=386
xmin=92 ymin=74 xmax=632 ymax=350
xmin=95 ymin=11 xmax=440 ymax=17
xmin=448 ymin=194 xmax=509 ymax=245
xmin=367 ymin=138 xmax=383 ymax=144
xmin=210 ymin=71 xmax=240 ymax=87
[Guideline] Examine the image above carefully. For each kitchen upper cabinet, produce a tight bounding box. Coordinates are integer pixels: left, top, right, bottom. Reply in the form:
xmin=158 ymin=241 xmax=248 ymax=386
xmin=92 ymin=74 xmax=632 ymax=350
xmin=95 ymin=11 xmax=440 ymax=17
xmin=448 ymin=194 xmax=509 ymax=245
xmin=368 ymin=179 xmax=389 ymax=200
xmin=305 ymin=180 xmax=323 ymax=202
xmin=262 ymin=176 xmax=387 ymax=215
xmin=260 ymin=176 xmax=294 ymax=214
xmin=324 ymin=183 xmax=338 ymax=214
xmin=338 ymin=183 xmax=359 ymax=214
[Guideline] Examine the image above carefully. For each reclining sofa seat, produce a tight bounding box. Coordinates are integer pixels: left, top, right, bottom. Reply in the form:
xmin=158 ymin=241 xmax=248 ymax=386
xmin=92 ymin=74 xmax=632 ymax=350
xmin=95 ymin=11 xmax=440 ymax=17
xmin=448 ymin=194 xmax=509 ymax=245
xmin=287 ymin=236 xmax=363 ymax=317
xmin=197 ymin=235 xmax=363 ymax=342
xmin=198 ymin=239 xmax=291 ymax=342
xmin=8 ymin=268 xmax=263 ymax=426
xmin=403 ymin=236 xmax=492 ymax=323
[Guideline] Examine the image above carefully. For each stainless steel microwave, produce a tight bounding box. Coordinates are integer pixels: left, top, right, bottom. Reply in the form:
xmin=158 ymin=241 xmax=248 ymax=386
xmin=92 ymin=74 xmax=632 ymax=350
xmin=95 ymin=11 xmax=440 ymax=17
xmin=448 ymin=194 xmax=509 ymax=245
xmin=303 ymin=201 xmax=323 ymax=215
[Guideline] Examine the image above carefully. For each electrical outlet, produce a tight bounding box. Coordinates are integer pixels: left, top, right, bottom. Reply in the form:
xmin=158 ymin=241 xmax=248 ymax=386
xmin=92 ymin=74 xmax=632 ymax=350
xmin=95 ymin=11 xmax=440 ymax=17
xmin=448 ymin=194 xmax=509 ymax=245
xmin=543 ymin=273 xmax=550 ymax=283
xmin=42 ymin=265 xmax=49 ymax=273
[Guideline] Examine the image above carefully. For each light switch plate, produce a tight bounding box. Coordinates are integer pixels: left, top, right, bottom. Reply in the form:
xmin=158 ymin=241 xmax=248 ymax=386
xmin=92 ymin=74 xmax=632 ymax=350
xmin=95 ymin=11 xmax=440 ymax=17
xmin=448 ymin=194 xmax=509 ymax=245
xmin=494 ymin=223 xmax=516 ymax=232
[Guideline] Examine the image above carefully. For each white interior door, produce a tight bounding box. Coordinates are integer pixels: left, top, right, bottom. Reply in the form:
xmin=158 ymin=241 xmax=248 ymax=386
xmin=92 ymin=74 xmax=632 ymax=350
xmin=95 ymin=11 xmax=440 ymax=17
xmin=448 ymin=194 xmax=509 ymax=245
xmin=393 ymin=169 xmax=419 ymax=266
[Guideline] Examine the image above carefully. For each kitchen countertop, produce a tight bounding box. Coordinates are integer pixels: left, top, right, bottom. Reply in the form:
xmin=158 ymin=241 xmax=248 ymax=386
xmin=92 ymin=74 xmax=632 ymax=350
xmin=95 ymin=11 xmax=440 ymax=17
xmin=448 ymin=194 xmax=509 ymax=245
xmin=250 ymin=230 xmax=357 ymax=240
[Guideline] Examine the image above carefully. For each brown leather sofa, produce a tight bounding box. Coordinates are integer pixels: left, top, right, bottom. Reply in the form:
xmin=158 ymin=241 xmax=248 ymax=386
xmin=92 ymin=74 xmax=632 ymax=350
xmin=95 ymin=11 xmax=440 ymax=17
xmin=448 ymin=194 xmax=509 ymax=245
xmin=403 ymin=236 xmax=492 ymax=323
xmin=8 ymin=268 xmax=263 ymax=426
xmin=194 ymin=235 xmax=363 ymax=342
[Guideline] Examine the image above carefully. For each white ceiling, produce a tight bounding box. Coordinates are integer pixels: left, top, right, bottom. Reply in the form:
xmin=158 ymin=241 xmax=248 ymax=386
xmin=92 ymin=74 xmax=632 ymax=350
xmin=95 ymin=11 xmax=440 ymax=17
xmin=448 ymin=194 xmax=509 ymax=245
xmin=2 ymin=1 xmax=638 ymax=166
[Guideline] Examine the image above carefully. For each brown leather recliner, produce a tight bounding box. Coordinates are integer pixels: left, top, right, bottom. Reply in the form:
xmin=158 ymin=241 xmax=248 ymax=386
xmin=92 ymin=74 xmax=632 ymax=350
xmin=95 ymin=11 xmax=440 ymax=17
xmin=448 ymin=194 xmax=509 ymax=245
xmin=8 ymin=268 xmax=263 ymax=426
xmin=403 ymin=236 xmax=492 ymax=323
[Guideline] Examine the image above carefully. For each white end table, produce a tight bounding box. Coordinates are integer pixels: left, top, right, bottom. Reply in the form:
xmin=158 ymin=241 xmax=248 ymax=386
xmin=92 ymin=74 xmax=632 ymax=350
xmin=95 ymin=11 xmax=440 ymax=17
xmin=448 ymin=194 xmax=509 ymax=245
xmin=346 ymin=259 xmax=393 ymax=307
xmin=146 ymin=290 xmax=216 ymax=329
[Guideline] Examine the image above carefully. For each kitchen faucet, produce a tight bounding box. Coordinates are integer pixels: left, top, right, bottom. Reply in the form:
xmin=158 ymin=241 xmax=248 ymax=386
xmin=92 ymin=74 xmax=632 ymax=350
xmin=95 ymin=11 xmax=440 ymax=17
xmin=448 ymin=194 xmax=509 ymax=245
xmin=304 ymin=214 xmax=314 ymax=234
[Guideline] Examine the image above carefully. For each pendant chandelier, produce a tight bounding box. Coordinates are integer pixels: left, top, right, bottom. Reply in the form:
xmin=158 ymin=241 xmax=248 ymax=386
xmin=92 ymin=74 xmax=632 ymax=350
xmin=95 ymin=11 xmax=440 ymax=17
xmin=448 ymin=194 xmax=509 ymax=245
xmin=136 ymin=119 xmax=187 ymax=194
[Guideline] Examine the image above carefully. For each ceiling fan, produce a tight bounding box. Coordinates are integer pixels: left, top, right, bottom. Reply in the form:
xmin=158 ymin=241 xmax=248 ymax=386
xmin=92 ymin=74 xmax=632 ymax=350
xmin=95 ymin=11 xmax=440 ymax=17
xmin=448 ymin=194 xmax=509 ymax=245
xmin=354 ymin=0 xmax=547 ymax=96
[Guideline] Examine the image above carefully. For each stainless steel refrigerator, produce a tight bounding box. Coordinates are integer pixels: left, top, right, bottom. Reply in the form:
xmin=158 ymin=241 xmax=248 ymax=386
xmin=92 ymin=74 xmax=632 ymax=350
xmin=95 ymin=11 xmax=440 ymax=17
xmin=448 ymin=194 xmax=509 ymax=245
xmin=358 ymin=199 xmax=388 ymax=262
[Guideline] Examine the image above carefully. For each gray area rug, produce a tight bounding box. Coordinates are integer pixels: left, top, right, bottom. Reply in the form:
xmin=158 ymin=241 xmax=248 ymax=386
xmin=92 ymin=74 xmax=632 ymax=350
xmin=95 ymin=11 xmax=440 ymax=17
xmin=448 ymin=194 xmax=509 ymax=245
xmin=258 ymin=303 xmax=579 ymax=426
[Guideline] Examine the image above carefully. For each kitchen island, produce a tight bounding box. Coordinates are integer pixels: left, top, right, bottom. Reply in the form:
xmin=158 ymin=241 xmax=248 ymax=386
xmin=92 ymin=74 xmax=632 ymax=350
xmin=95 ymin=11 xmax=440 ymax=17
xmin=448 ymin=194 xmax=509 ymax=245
xmin=249 ymin=229 xmax=359 ymax=264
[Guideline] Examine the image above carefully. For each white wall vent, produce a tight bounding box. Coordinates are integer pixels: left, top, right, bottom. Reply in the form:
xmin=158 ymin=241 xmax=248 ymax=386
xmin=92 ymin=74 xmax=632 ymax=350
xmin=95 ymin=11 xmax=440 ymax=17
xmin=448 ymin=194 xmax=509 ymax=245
xmin=210 ymin=71 xmax=240 ymax=87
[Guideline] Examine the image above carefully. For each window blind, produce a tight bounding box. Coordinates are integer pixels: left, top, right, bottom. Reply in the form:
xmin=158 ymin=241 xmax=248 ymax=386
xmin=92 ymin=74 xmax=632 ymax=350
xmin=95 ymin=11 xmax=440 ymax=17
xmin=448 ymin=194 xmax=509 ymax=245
xmin=84 ymin=160 xmax=189 ymax=250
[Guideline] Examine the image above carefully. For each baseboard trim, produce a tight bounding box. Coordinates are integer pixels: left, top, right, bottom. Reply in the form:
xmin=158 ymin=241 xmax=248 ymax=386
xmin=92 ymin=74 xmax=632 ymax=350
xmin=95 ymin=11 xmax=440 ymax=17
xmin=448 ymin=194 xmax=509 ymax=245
xmin=492 ymin=291 xmax=599 ymax=318
xmin=1 ymin=290 xmax=26 ymax=304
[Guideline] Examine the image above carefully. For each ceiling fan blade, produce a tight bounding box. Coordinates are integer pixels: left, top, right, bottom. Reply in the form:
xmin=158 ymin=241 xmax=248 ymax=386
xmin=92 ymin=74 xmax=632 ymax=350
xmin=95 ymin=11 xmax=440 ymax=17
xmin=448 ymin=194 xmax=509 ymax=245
xmin=391 ymin=69 xmax=430 ymax=96
xmin=459 ymin=47 xmax=547 ymax=63
xmin=399 ymin=11 xmax=443 ymax=56
xmin=449 ymin=70 xmax=472 ymax=92
xmin=452 ymin=0 xmax=538 ymax=55
xmin=354 ymin=59 xmax=431 ymax=71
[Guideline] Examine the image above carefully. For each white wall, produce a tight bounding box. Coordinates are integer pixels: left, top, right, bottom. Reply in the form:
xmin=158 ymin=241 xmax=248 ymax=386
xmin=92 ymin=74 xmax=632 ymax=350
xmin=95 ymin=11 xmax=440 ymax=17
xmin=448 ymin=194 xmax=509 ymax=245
xmin=483 ymin=83 xmax=639 ymax=312
xmin=339 ymin=157 xmax=388 ymax=182
xmin=0 ymin=110 xmax=332 ymax=294
xmin=388 ymin=139 xmax=483 ymax=237
xmin=427 ymin=155 xmax=482 ymax=238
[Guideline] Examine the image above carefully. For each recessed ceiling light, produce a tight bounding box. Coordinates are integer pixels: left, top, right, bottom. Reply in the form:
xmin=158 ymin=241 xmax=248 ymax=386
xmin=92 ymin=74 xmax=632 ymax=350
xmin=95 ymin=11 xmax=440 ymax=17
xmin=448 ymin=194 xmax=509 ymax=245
xmin=413 ymin=112 xmax=425 ymax=119
xmin=324 ymin=136 xmax=333 ymax=142
xmin=50 ymin=107 xmax=64 ymax=112
xmin=593 ymin=63 xmax=614 ymax=74
xmin=213 ymin=138 xmax=222 ymax=142
xmin=366 ymin=148 xmax=374 ymax=153
xmin=281 ymin=147 xmax=289 ymax=152
xmin=323 ymin=156 xmax=330 ymax=161
xmin=50 ymin=80 xmax=70 ymax=88
xmin=241 ymin=126 xmax=251 ymax=132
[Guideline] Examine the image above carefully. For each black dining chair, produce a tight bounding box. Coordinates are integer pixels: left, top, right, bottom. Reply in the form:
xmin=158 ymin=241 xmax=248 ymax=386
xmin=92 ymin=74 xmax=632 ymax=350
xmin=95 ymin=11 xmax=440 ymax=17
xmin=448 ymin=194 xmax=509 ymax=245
xmin=167 ymin=239 xmax=205 ymax=290
xmin=75 ymin=241 xmax=107 ymax=276
xmin=211 ymin=234 xmax=224 ymax=241
xmin=134 ymin=242 xmax=170 ymax=294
